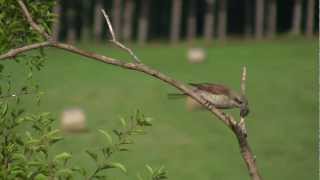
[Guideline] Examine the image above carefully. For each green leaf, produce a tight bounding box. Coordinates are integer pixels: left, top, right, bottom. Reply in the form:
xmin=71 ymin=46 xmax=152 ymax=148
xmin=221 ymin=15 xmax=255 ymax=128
xmin=72 ymin=167 xmax=87 ymax=177
xmin=0 ymin=64 xmax=4 ymax=72
xmin=85 ymin=150 xmax=98 ymax=162
xmin=54 ymin=152 xmax=72 ymax=162
xmin=28 ymin=161 xmax=43 ymax=167
xmin=1 ymin=102 xmax=8 ymax=117
xmin=47 ymin=129 xmax=60 ymax=137
xmin=137 ymin=173 xmax=144 ymax=180
xmin=12 ymin=153 xmax=26 ymax=161
xmin=110 ymin=162 xmax=127 ymax=174
xmin=25 ymin=131 xmax=33 ymax=140
xmin=49 ymin=136 xmax=63 ymax=144
xmin=57 ymin=169 xmax=73 ymax=177
xmin=145 ymin=164 xmax=154 ymax=174
xmin=120 ymin=117 xmax=127 ymax=127
xmin=98 ymin=129 xmax=113 ymax=144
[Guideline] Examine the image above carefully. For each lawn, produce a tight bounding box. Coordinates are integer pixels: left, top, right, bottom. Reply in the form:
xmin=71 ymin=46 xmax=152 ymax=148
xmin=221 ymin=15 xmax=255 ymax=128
xmin=3 ymin=38 xmax=317 ymax=179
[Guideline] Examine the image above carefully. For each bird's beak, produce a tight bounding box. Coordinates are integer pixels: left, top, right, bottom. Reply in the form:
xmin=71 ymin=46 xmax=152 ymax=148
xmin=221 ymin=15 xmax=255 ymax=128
xmin=240 ymin=106 xmax=250 ymax=117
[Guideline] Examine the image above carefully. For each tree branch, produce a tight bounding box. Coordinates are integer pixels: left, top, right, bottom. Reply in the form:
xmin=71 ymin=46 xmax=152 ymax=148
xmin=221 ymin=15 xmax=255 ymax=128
xmin=17 ymin=0 xmax=51 ymax=39
xmin=239 ymin=66 xmax=247 ymax=128
xmin=101 ymin=9 xmax=141 ymax=63
xmin=0 ymin=42 xmax=51 ymax=60
xmin=0 ymin=1 xmax=262 ymax=180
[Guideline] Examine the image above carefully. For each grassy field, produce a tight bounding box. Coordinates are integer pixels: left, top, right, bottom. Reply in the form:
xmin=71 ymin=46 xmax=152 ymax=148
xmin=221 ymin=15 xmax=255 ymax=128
xmin=4 ymin=38 xmax=317 ymax=179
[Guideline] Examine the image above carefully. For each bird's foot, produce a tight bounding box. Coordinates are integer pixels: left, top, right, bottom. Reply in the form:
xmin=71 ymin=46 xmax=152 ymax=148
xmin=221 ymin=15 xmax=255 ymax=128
xmin=204 ymin=100 xmax=214 ymax=109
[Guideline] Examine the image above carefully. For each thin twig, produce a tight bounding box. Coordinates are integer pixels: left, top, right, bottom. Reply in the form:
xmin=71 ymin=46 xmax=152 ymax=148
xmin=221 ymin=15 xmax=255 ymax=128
xmin=101 ymin=9 xmax=116 ymax=41
xmin=17 ymin=0 xmax=51 ymax=40
xmin=239 ymin=66 xmax=247 ymax=133
xmin=101 ymin=9 xmax=141 ymax=63
xmin=241 ymin=66 xmax=247 ymax=94
xmin=239 ymin=66 xmax=247 ymax=124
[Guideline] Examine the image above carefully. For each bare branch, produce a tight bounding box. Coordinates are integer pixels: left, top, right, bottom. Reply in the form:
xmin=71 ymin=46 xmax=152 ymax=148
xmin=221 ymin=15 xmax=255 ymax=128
xmin=101 ymin=9 xmax=116 ymax=41
xmin=241 ymin=66 xmax=247 ymax=95
xmin=239 ymin=66 xmax=247 ymax=132
xmin=0 ymin=42 xmax=51 ymax=60
xmin=0 ymin=41 xmax=235 ymax=127
xmin=17 ymin=0 xmax=51 ymax=39
xmin=101 ymin=9 xmax=141 ymax=63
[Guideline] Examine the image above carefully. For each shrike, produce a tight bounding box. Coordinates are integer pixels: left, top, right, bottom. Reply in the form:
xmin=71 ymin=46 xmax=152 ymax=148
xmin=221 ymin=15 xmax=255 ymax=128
xmin=169 ymin=83 xmax=250 ymax=117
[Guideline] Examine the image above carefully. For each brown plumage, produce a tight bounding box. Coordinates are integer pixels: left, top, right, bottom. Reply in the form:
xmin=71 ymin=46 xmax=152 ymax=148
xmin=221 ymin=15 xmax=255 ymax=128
xmin=168 ymin=83 xmax=250 ymax=117
xmin=188 ymin=83 xmax=231 ymax=95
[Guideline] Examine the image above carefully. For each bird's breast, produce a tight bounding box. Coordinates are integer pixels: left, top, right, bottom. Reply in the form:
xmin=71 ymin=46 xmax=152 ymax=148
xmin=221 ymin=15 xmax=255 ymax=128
xmin=199 ymin=91 xmax=235 ymax=109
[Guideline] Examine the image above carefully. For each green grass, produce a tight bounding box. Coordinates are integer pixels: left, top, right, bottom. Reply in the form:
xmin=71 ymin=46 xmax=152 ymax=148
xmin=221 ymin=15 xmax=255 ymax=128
xmin=3 ymin=38 xmax=317 ymax=179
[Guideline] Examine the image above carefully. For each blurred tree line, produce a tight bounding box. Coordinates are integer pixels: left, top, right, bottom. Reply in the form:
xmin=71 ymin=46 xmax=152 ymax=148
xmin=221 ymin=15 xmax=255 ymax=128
xmin=52 ymin=0 xmax=318 ymax=43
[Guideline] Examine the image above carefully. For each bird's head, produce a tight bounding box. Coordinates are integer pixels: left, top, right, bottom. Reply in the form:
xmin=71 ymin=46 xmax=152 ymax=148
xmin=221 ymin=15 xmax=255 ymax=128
xmin=232 ymin=93 xmax=250 ymax=117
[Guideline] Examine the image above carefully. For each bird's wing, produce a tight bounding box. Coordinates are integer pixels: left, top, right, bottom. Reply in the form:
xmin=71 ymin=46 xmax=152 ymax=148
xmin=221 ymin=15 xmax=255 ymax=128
xmin=189 ymin=83 xmax=231 ymax=95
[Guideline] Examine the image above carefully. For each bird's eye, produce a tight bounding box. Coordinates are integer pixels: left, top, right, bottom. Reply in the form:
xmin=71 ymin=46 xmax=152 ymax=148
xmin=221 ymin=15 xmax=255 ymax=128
xmin=234 ymin=98 xmax=243 ymax=104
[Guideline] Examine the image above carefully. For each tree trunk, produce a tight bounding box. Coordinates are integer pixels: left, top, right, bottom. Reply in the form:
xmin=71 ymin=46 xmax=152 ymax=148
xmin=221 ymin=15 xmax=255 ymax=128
xmin=187 ymin=0 xmax=197 ymax=42
xmin=244 ymin=0 xmax=252 ymax=38
xmin=52 ymin=0 xmax=61 ymax=41
xmin=138 ymin=0 xmax=150 ymax=44
xmin=66 ymin=8 xmax=76 ymax=43
xmin=266 ymin=0 xmax=277 ymax=38
xmin=217 ymin=0 xmax=227 ymax=40
xmin=255 ymin=0 xmax=264 ymax=39
xmin=81 ymin=0 xmax=90 ymax=42
xmin=305 ymin=0 xmax=315 ymax=37
xmin=94 ymin=0 xmax=103 ymax=42
xmin=113 ymin=0 xmax=122 ymax=39
xmin=123 ymin=0 xmax=135 ymax=41
xmin=291 ymin=0 xmax=302 ymax=35
xmin=170 ymin=0 xmax=182 ymax=44
xmin=204 ymin=0 xmax=216 ymax=42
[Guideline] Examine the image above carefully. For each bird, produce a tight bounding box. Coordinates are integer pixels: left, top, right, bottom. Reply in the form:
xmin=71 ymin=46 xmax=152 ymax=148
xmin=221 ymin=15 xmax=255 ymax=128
xmin=168 ymin=83 xmax=250 ymax=117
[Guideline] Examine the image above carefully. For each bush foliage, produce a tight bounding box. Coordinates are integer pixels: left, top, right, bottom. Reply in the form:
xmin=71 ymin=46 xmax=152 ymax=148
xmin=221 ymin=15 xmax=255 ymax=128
xmin=0 ymin=1 xmax=168 ymax=179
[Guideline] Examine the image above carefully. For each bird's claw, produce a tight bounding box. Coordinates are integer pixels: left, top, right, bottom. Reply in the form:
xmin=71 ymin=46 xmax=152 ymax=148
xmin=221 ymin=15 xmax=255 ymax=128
xmin=204 ymin=100 xmax=213 ymax=109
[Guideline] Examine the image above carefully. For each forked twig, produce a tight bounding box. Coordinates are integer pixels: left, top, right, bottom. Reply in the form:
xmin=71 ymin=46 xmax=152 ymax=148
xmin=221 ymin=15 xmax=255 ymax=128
xmin=101 ymin=9 xmax=141 ymax=63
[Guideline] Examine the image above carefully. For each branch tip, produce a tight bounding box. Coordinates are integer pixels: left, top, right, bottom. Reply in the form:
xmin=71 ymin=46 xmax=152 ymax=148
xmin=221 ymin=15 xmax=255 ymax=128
xmin=101 ymin=9 xmax=141 ymax=63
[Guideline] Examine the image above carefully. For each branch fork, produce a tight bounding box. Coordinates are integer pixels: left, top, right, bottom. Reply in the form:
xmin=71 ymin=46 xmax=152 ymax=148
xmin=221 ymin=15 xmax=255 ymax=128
xmin=0 ymin=1 xmax=262 ymax=180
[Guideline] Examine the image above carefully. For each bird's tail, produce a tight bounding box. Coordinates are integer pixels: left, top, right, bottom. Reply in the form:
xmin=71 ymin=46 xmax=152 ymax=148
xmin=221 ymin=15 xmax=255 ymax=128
xmin=167 ymin=93 xmax=186 ymax=99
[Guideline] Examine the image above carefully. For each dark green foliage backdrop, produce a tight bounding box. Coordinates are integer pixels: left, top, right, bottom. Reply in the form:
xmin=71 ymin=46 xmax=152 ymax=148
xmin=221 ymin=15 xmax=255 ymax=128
xmin=56 ymin=0 xmax=318 ymax=41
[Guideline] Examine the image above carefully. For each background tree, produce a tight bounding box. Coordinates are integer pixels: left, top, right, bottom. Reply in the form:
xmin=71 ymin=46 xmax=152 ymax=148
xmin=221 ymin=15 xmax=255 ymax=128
xmin=81 ymin=0 xmax=91 ymax=42
xmin=217 ymin=0 xmax=227 ymax=40
xmin=291 ymin=0 xmax=302 ymax=35
xmin=66 ymin=6 xmax=76 ymax=43
xmin=170 ymin=0 xmax=182 ymax=44
xmin=255 ymin=0 xmax=264 ymax=39
xmin=266 ymin=0 xmax=277 ymax=38
xmin=244 ymin=0 xmax=253 ymax=37
xmin=52 ymin=0 xmax=61 ymax=41
xmin=305 ymin=0 xmax=315 ymax=37
xmin=94 ymin=0 xmax=103 ymax=42
xmin=138 ymin=0 xmax=150 ymax=44
xmin=123 ymin=0 xmax=135 ymax=41
xmin=113 ymin=0 xmax=122 ymax=39
xmin=204 ymin=0 xmax=216 ymax=42
xmin=187 ymin=0 xmax=197 ymax=43
xmin=38 ymin=0 xmax=318 ymax=43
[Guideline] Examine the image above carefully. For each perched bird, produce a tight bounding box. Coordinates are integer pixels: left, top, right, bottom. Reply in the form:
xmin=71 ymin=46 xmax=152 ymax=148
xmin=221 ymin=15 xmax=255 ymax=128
xmin=168 ymin=83 xmax=250 ymax=117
